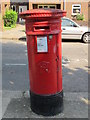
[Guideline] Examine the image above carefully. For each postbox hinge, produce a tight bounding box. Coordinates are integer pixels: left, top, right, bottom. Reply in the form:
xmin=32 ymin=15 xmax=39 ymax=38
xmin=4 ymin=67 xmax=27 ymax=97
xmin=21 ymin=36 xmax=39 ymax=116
xmin=56 ymin=56 xmax=59 ymax=62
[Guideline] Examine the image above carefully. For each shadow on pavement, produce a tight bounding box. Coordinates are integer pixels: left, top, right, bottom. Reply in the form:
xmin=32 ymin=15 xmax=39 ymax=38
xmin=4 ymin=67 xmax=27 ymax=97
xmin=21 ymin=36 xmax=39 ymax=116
xmin=19 ymin=36 xmax=26 ymax=42
xmin=19 ymin=38 xmax=82 ymax=43
xmin=62 ymin=66 xmax=88 ymax=92
xmin=62 ymin=39 xmax=82 ymax=43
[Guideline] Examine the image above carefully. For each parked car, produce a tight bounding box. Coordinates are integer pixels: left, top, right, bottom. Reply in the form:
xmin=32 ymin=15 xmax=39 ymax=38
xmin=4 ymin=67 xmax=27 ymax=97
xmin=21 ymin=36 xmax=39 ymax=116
xmin=61 ymin=17 xmax=90 ymax=43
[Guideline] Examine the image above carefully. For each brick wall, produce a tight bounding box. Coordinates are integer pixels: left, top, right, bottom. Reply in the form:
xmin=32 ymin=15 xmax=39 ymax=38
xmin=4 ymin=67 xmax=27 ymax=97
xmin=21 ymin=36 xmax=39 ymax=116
xmin=29 ymin=0 xmax=64 ymax=10
xmin=65 ymin=1 xmax=89 ymax=21
xmin=0 ymin=1 xmax=10 ymax=31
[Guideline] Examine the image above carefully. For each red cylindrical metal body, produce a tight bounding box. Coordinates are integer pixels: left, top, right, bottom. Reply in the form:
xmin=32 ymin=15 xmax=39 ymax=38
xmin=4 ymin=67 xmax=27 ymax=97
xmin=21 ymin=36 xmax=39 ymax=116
xmin=20 ymin=9 xmax=66 ymax=116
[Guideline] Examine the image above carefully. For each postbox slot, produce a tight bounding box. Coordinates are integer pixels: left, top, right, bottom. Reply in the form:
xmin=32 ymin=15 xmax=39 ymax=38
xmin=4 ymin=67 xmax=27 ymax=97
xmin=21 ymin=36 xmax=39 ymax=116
xmin=34 ymin=26 xmax=50 ymax=31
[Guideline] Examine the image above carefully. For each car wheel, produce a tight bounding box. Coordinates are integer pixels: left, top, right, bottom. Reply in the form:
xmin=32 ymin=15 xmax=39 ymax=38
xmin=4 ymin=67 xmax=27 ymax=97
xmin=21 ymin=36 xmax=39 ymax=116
xmin=82 ymin=32 xmax=90 ymax=43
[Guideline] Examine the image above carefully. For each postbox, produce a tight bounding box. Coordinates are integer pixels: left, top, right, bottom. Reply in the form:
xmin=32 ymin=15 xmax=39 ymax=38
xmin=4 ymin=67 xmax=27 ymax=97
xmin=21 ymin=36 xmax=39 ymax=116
xmin=19 ymin=9 xmax=66 ymax=116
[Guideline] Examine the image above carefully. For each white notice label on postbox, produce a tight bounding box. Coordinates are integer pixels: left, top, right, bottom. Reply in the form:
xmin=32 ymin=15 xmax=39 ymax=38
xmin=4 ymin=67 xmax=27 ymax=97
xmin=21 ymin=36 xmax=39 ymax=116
xmin=37 ymin=36 xmax=48 ymax=52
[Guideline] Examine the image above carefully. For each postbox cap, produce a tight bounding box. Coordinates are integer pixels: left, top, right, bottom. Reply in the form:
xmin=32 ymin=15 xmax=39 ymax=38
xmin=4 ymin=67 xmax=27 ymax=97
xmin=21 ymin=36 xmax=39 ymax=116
xmin=19 ymin=9 xmax=66 ymax=19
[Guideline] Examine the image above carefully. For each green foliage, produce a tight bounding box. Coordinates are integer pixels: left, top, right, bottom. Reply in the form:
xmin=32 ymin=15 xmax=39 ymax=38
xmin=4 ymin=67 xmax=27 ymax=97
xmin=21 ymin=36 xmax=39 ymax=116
xmin=3 ymin=9 xmax=18 ymax=27
xmin=4 ymin=24 xmax=16 ymax=30
xmin=76 ymin=13 xmax=84 ymax=21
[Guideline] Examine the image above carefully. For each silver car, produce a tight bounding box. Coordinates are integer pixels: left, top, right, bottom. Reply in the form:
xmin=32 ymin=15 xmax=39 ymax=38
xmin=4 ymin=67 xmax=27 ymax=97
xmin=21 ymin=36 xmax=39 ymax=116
xmin=61 ymin=17 xmax=90 ymax=43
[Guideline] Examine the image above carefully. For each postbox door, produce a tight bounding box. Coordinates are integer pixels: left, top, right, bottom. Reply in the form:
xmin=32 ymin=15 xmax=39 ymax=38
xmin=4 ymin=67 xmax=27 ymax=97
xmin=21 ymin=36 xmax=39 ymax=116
xmin=27 ymin=35 xmax=61 ymax=95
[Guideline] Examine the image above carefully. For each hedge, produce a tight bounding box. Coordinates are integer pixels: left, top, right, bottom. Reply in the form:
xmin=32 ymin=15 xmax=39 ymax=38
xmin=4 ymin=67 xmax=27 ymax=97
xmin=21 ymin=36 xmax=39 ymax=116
xmin=3 ymin=9 xmax=18 ymax=27
xmin=76 ymin=14 xmax=84 ymax=21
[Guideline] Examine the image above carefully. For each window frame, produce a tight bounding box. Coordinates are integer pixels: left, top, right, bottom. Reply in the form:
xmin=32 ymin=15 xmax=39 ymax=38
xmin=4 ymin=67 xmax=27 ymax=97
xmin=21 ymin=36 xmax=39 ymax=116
xmin=38 ymin=5 xmax=56 ymax=9
xmin=72 ymin=4 xmax=81 ymax=15
xmin=11 ymin=5 xmax=16 ymax=11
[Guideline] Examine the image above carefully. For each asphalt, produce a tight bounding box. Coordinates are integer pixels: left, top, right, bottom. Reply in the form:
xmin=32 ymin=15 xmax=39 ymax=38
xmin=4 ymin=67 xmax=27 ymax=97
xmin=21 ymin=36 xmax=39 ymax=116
xmin=0 ymin=24 xmax=89 ymax=119
xmin=2 ymin=40 xmax=88 ymax=92
xmin=1 ymin=40 xmax=89 ymax=118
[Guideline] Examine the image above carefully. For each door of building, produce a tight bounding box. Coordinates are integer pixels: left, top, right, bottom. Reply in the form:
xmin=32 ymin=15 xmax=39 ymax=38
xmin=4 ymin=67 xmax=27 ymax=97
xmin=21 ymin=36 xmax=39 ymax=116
xmin=19 ymin=6 xmax=27 ymax=22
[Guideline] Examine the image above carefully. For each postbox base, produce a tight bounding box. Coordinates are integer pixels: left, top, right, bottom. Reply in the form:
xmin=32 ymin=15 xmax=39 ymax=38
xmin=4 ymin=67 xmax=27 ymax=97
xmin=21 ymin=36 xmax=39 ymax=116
xmin=30 ymin=91 xmax=63 ymax=116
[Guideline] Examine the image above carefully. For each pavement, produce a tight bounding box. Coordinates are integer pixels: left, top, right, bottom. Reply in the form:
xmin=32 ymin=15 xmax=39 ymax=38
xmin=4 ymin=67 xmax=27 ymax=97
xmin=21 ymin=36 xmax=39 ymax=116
xmin=2 ymin=91 xmax=88 ymax=118
xmin=1 ymin=24 xmax=26 ymax=40
xmin=0 ymin=24 xmax=89 ymax=119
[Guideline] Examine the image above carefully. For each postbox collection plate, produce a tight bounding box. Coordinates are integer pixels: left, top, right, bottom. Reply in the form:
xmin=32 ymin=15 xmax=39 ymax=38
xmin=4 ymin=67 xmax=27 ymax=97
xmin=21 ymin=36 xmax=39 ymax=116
xmin=37 ymin=36 xmax=48 ymax=53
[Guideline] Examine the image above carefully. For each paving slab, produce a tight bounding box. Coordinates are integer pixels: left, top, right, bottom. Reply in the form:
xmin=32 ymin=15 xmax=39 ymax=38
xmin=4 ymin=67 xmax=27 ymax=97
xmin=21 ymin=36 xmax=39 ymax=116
xmin=1 ymin=24 xmax=26 ymax=40
xmin=2 ymin=91 xmax=88 ymax=119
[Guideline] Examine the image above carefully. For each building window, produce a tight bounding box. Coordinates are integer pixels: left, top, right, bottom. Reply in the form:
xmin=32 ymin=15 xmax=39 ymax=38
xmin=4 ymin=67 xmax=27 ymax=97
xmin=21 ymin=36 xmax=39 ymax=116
xmin=38 ymin=5 xmax=56 ymax=9
xmin=56 ymin=4 xmax=61 ymax=9
xmin=33 ymin=4 xmax=38 ymax=9
xmin=49 ymin=6 xmax=55 ymax=9
xmin=20 ymin=8 xmax=22 ymax=12
xmin=5 ymin=4 xmax=7 ymax=8
xmin=11 ymin=5 xmax=16 ymax=11
xmin=39 ymin=6 xmax=42 ymax=8
xmin=72 ymin=4 xmax=81 ymax=15
xmin=44 ymin=6 xmax=48 ymax=8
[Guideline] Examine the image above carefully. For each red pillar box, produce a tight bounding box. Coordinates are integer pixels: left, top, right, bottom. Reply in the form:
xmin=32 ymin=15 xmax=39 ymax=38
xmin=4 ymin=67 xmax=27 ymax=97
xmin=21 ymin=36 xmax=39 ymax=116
xmin=19 ymin=9 xmax=66 ymax=116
